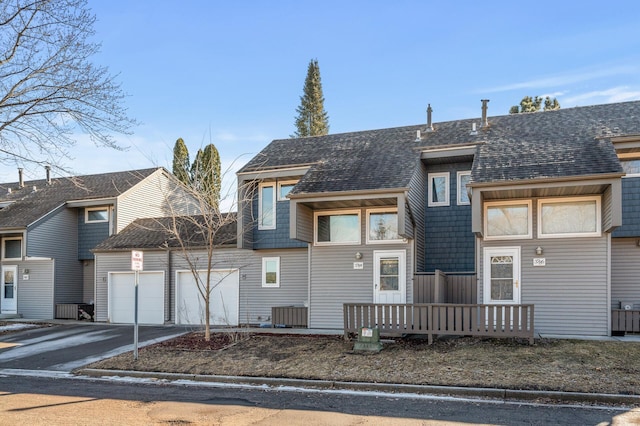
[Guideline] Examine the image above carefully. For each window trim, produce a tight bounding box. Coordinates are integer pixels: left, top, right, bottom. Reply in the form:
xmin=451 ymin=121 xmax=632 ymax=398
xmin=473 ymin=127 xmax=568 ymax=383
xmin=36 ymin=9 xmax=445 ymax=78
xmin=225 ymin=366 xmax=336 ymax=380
xmin=457 ymin=171 xmax=471 ymax=205
xmin=428 ymin=172 xmax=450 ymax=207
xmin=277 ymin=179 xmax=298 ymax=201
xmin=314 ymin=209 xmax=361 ymax=246
xmin=2 ymin=237 xmax=22 ymax=260
xmin=261 ymin=257 xmax=280 ymax=288
xmin=85 ymin=207 xmax=109 ymax=223
xmin=537 ymin=196 xmax=601 ymax=239
xmin=366 ymin=208 xmax=403 ymax=244
xmin=258 ymin=182 xmax=276 ymax=230
xmin=484 ymin=200 xmax=532 ymax=240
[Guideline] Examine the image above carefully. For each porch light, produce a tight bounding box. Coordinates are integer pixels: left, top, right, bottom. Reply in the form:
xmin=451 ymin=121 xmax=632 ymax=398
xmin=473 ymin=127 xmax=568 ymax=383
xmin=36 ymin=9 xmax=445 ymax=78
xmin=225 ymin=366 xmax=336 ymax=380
xmin=355 ymin=252 xmax=363 ymax=260
xmin=535 ymin=246 xmax=543 ymax=256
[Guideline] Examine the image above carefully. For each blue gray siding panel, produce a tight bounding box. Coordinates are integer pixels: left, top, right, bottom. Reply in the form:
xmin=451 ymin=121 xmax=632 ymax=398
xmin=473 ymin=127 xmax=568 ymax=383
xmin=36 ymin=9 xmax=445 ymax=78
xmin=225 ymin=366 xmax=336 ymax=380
xmin=78 ymin=208 xmax=109 ymax=260
xmin=612 ymin=177 xmax=640 ymax=237
xmin=27 ymin=206 xmax=82 ymax=304
xmin=424 ymin=162 xmax=475 ymax=272
xmin=252 ymin=194 xmax=307 ymax=249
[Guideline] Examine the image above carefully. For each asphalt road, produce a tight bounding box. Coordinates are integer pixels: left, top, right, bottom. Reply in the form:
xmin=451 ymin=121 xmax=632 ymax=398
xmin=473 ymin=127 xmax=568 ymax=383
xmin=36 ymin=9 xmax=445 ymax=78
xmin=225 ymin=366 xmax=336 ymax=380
xmin=1 ymin=374 xmax=637 ymax=425
xmin=0 ymin=323 xmax=186 ymax=371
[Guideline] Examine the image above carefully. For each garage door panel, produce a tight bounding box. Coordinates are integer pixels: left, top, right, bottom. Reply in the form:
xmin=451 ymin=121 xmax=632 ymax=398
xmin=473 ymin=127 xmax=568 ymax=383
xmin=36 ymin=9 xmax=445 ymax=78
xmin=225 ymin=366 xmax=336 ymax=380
xmin=177 ymin=270 xmax=239 ymax=326
xmin=109 ymin=272 xmax=164 ymax=325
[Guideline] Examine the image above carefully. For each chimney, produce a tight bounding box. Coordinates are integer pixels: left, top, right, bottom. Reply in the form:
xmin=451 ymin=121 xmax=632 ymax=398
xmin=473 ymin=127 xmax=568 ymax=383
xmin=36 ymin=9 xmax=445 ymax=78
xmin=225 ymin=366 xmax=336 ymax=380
xmin=426 ymin=104 xmax=434 ymax=132
xmin=481 ymin=99 xmax=490 ymax=128
xmin=18 ymin=168 xmax=24 ymax=188
xmin=45 ymin=165 xmax=51 ymax=185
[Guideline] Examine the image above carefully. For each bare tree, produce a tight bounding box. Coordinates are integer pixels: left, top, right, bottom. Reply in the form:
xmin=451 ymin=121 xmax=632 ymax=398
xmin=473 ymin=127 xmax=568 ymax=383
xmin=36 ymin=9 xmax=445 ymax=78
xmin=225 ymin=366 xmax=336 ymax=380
xmin=0 ymin=0 xmax=136 ymax=171
xmin=158 ymin=160 xmax=256 ymax=341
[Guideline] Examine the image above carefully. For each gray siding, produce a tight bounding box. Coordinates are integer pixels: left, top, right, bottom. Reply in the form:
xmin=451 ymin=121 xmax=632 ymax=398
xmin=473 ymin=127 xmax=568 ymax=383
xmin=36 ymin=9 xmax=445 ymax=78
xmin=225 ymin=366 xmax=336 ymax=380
xmin=309 ymin=210 xmax=413 ymax=329
xmin=95 ymin=250 xmax=169 ymax=322
xmin=78 ymin=208 xmax=109 ymax=259
xmin=611 ymin=238 xmax=640 ymax=310
xmin=612 ymin=177 xmax=640 ymax=237
xmin=480 ymin=202 xmax=610 ymax=336
xmin=293 ymin=202 xmax=313 ymax=243
xmin=14 ymin=259 xmax=55 ymax=319
xmin=603 ymin=184 xmax=613 ymax=232
xmin=116 ymin=170 xmax=196 ymax=233
xmin=237 ymin=248 xmax=308 ymax=324
xmin=424 ymin=162 xmax=475 ymax=272
xmin=407 ymin=161 xmax=426 ymax=272
xmin=27 ymin=206 xmax=82 ymax=304
xmin=83 ymin=260 xmax=95 ymax=303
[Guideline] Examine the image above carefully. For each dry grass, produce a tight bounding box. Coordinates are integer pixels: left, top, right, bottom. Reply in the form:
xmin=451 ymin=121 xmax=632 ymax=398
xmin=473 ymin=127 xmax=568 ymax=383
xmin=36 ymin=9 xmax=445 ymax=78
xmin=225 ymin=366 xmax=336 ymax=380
xmin=87 ymin=332 xmax=640 ymax=395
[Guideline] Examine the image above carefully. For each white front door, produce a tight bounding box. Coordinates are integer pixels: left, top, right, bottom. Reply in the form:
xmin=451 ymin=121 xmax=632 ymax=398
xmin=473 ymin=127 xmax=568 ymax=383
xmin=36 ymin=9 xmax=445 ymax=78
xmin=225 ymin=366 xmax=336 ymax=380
xmin=373 ymin=250 xmax=406 ymax=304
xmin=1 ymin=265 xmax=18 ymax=314
xmin=483 ymin=247 xmax=521 ymax=304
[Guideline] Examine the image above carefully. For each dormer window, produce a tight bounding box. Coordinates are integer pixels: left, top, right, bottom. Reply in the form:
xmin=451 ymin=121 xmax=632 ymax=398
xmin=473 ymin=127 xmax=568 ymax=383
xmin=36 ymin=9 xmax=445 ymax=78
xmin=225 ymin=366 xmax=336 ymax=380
xmin=258 ymin=182 xmax=276 ymax=230
xmin=621 ymin=159 xmax=640 ymax=176
xmin=277 ymin=180 xmax=298 ymax=201
xmin=86 ymin=207 xmax=109 ymax=223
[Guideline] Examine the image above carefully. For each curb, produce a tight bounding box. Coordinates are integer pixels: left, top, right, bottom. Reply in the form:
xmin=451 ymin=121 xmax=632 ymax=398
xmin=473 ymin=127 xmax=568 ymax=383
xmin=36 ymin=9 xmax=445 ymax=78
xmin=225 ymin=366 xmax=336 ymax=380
xmin=78 ymin=369 xmax=640 ymax=406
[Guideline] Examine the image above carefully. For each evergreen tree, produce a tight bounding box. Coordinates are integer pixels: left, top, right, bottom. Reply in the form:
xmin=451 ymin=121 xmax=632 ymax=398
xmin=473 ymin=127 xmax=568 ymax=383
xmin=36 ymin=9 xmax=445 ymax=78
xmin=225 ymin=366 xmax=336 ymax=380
xmin=172 ymin=138 xmax=191 ymax=185
xmin=293 ymin=59 xmax=329 ymax=137
xmin=191 ymin=144 xmax=221 ymax=208
xmin=510 ymin=96 xmax=560 ymax=114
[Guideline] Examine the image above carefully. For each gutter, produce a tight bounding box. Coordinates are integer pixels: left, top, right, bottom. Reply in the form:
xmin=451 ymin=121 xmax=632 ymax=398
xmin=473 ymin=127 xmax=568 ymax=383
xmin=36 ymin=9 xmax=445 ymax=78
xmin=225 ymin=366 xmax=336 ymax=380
xmin=468 ymin=172 xmax=624 ymax=189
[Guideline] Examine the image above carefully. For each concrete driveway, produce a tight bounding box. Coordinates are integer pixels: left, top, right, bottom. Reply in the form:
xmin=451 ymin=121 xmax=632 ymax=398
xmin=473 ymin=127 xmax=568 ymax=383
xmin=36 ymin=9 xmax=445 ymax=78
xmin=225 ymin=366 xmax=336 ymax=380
xmin=0 ymin=322 xmax=186 ymax=372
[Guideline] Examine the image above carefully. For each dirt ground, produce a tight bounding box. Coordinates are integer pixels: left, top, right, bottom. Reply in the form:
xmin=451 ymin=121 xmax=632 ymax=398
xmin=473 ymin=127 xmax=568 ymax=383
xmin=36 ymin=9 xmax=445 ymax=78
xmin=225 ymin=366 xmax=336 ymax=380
xmin=87 ymin=331 xmax=640 ymax=395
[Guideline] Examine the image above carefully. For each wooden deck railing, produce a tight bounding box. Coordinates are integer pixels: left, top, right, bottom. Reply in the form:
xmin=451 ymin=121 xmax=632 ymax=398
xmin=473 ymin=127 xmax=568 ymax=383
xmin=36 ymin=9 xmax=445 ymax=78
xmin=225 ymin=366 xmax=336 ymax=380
xmin=344 ymin=303 xmax=535 ymax=344
xmin=612 ymin=309 xmax=640 ymax=334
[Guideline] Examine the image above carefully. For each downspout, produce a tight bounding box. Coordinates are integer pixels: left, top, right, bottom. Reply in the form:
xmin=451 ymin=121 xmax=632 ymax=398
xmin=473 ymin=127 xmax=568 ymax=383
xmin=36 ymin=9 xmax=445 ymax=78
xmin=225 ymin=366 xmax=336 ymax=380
xmin=307 ymin=242 xmax=311 ymax=328
xmin=166 ymin=248 xmax=172 ymax=324
xmin=607 ymin=233 xmax=611 ymax=336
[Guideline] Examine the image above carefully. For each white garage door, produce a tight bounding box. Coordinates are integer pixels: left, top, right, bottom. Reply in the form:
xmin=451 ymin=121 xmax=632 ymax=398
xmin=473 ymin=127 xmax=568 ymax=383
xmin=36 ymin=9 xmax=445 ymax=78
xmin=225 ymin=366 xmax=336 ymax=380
xmin=109 ymin=272 xmax=165 ymax=324
xmin=176 ymin=269 xmax=239 ymax=325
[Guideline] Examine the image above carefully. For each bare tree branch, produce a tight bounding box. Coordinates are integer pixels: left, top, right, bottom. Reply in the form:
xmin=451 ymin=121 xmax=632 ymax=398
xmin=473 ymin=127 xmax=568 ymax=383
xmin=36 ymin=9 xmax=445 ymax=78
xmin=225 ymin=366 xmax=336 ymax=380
xmin=0 ymin=0 xmax=137 ymax=169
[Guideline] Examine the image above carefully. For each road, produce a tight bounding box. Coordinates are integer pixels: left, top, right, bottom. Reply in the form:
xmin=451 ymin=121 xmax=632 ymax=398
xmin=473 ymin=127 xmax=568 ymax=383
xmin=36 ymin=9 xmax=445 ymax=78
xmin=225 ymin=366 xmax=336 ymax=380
xmin=1 ymin=373 xmax=638 ymax=425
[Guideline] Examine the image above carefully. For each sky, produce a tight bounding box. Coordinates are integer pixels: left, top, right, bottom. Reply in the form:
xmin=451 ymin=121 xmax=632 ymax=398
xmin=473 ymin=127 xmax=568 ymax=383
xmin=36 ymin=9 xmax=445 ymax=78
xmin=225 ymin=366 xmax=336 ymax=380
xmin=3 ymin=0 xmax=640 ymax=208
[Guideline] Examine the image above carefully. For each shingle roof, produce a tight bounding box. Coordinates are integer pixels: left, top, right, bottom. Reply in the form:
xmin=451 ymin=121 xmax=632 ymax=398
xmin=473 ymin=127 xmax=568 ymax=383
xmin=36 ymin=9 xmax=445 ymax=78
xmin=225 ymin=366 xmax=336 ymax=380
xmin=239 ymin=101 xmax=640 ymax=192
xmin=239 ymin=127 xmax=424 ymax=195
xmin=467 ymin=102 xmax=637 ymax=183
xmin=0 ymin=168 xmax=161 ymax=229
xmin=93 ymin=214 xmax=237 ymax=251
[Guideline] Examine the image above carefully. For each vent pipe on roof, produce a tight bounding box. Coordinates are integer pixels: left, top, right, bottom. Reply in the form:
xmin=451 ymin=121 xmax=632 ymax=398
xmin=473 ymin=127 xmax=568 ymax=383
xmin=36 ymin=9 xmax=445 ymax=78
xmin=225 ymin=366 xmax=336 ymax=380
xmin=470 ymin=122 xmax=478 ymax=136
xmin=45 ymin=165 xmax=51 ymax=185
xmin=415 ymin=130 xmax=421 ymax=142
xmin=426 ymin=104 xmax=434 ymax=132
xmin=481 ymin=99 xmax=490 ymax=128
xmin=18 ymin=168 xmax=24 ymax=188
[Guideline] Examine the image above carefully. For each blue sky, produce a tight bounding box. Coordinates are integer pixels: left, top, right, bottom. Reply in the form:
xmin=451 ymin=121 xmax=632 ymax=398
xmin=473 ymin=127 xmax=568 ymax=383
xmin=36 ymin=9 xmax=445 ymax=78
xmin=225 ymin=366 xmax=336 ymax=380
xmin=3 ymin=0 xmax=640 ymax=202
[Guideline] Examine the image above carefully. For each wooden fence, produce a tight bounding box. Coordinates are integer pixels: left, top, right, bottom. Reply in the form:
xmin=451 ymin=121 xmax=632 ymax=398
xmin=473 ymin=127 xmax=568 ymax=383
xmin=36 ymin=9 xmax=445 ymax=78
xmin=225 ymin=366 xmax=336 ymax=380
xmin=344 ymin=303 xmax=535 ymax=344
xmin=272 ymin=306 xmax=308 ymax=328
xmin=612 ymin=309 xmax=640 ymax=334
xmin=413 ymin=272 xmax=477 ymax=304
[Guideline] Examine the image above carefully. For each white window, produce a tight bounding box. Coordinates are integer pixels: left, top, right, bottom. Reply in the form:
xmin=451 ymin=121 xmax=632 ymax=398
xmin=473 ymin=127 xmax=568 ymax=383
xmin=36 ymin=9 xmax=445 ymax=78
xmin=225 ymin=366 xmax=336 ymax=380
xmin=367 ymin=209 xmax=402 ymax=244
xmin=484 ymin=200 xmax=532 ymax=240
xmin=86 ymin=207 xmax=109 ymax=223
xmin=2 ymin=237 xmax=22 ymax=260
xmin=262 ymin=257 xmax=280 ymax=288
xmin=258 ymin=183 xmax=276 ymax=230
xmin=277 ymin=180 xmax=298 ymax=201
xmin=314 ymin=210 xmax=361 ymax=245
xmin=428 ymin=172 xmax=450 ymax=207
xmin=538 ymin=196 xmax=601 ymax=238
xmin=457 ymin=171 xmax=471 ymax=205
xmin=622 ymin=159 xmax=640 ymax=177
